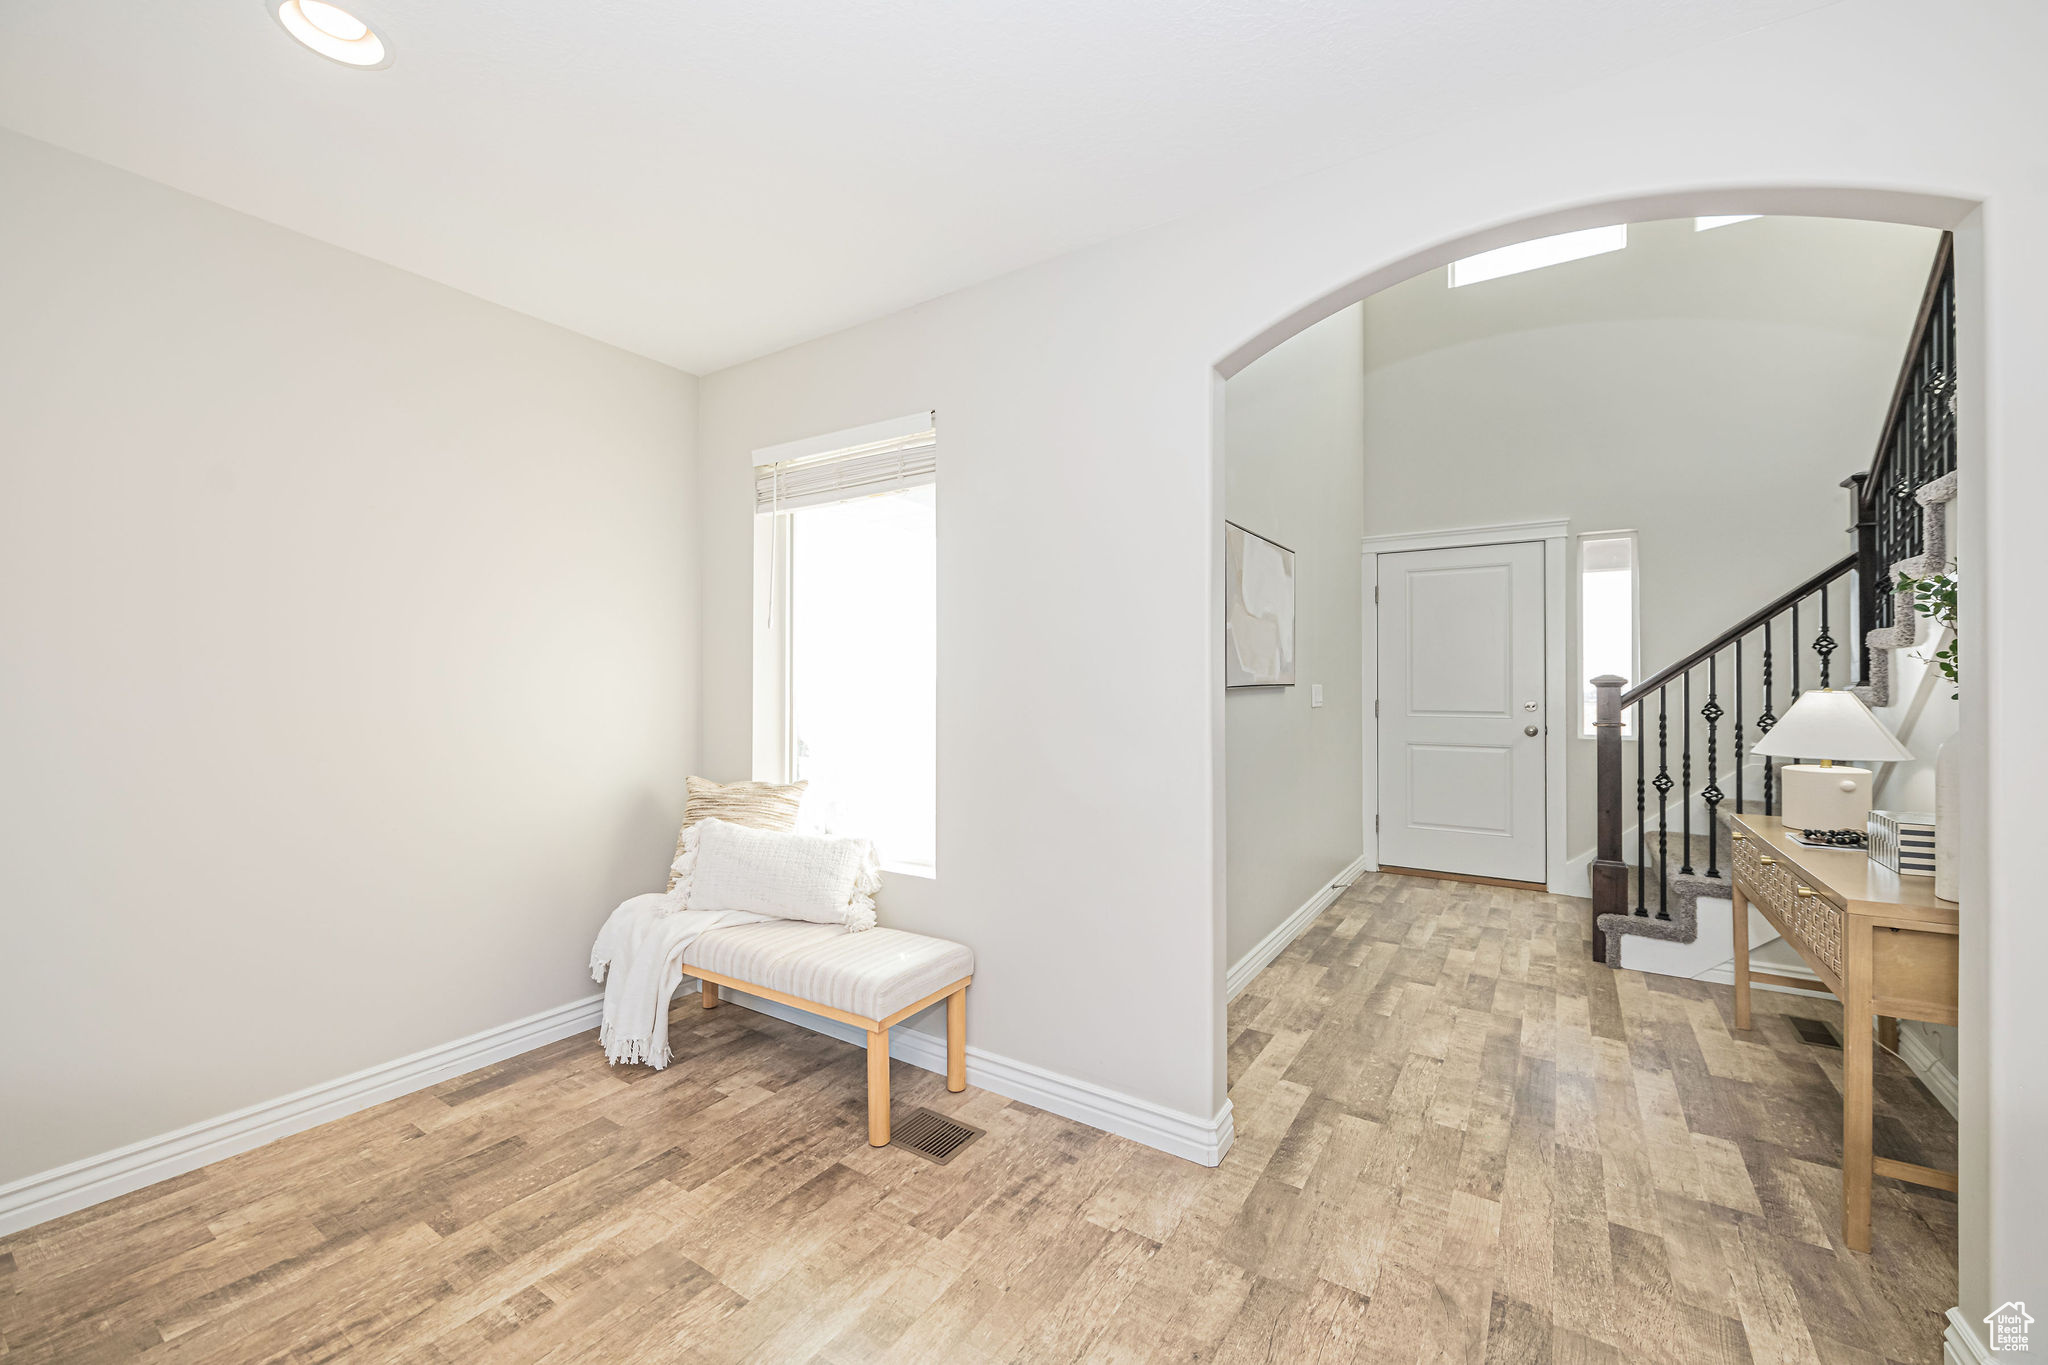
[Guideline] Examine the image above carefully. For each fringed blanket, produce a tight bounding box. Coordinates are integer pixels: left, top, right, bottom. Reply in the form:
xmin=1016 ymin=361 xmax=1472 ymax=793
xmin=588 ymin=891 xmax=763 ymax=1068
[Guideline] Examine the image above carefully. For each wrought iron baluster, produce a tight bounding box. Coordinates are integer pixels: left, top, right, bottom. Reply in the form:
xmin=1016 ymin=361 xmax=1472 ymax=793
xmin=1791 ymin=601 xmax=1802 ymax=706
xmin=1634 ymin=699 xmax=1646 ymax=915
xmin=1681 ymin=670 xmax=1694 ymax=876
xmin=1815 ymin=580 xmax=1837 ymax=688
xmin=1653 ymin=688 xmax=1672 ymax=920
xmin=1733 ymin=637 xmax=1744 ymax=817
xmin=1934 ymin=272 xmax=1957 ymax=477
xmin=1790 ymin=599 xmax=1803 ymax=774
xmin=1759 ymin=619 xmax=1777 ymax=816
xmin=1910 ymin=338 xmax=1928 ymax=497
xmin=1895 ymin=421 xmax=1917 ymax=567
xmin=1701 ymin=653 xmax=1723 ymax=878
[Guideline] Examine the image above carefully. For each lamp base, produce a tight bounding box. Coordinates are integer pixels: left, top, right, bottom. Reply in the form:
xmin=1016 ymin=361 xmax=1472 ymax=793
xmin=1776 ymin=764 xmax=1874 ymax=832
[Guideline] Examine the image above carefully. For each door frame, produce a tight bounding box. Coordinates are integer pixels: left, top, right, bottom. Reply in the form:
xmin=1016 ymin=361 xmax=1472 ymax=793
xmin=1361 ymin=518 xmax=1570 ymax=893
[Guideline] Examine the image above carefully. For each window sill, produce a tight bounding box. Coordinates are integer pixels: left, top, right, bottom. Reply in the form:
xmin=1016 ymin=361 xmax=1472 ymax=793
xmin=883 ymin=862 xmax=936 ymax=881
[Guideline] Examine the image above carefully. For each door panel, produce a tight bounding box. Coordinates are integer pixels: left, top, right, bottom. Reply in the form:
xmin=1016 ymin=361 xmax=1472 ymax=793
xmin=1378 ymin=542 xmax=1546 ymax=882
xmin=1405 ymin=566 xmax=1514 ymax=716
xmin=1407 ymin=745 xmax=1514 ymax=833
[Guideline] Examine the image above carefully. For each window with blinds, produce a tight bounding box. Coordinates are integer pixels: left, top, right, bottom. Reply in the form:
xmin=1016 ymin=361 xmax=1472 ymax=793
xmin=754 ymin=417 xmax=936 ymax=514
xmin=753 ymin=413 xmax=938 ymax=874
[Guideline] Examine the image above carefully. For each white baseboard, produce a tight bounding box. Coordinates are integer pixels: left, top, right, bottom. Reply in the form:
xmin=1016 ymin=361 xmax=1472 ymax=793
xmin=1225 ymin=852 xmax=1370 ymax=1002
xmin=4 ymin=970 xmax=1241 ymax=1242
xmin=1691 ymin=959 xmax=1835 ymax=999
xmin=1945 ymin=1308 xmax=1994 ymax=1364
xmin=0 ymin=994 xmax=605 ymax=1239
xmin=1556 ymin=847 xmax=1595 ymax=899
xmin=1899 ymin=1023 xmax=1961 ymax=1121
xmin=713 ymin=986 xmax=1233 ymax=1167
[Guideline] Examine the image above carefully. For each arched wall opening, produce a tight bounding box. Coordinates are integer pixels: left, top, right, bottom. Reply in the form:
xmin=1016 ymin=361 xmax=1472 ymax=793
xmin=682 ymin=14 xmax=2045 ymax=1328
xmin=1207 ymin=180 xmax=1983 ymax=1295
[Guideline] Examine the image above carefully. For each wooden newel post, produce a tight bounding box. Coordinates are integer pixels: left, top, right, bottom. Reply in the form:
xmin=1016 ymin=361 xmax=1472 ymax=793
xmin=1589 ymin=674 xmax=1629 ymax=964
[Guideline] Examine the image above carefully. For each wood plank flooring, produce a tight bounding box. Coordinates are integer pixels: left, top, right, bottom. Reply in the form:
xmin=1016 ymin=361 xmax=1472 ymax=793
xmin=0 ymin=874 xmax=1958 ymax=1363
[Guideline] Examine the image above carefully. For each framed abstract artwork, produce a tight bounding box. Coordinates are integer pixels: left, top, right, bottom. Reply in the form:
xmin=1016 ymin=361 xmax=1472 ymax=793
xmin=1224 ymin=521 xmax=1296 ymax=687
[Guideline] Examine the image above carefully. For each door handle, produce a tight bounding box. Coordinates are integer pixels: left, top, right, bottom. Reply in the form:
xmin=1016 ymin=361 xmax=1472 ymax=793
xmin=1524 ymin=725 xmax=1539 ymax=737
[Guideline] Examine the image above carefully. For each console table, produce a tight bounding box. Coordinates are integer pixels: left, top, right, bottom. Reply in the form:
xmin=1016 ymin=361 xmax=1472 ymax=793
xmin=1727 ymin=813 xmax=1958 ymax=1253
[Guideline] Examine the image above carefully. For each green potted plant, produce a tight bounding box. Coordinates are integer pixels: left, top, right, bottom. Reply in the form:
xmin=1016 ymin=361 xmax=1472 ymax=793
xmin=1896 ymin=564 xmax=1958 ymax=901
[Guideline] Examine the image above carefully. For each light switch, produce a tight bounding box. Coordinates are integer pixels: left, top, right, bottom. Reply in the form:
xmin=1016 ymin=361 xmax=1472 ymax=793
xmin=1311 ymin=684 xmax=1324 ymax=708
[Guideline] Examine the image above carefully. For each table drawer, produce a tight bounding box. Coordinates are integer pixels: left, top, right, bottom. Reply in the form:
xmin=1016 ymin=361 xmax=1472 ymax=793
xmin=1733 ymin=833 xmax=1845 ymax=979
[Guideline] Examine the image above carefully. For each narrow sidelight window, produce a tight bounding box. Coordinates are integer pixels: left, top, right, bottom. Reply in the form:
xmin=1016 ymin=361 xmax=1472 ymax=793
xmin=1579 ymin=532 xmax=1638 ymax=738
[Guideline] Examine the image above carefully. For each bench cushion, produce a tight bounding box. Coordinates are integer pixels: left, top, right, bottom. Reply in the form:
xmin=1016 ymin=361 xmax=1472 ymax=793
xmin=682 ymin=921 xmax=973 ymax=1022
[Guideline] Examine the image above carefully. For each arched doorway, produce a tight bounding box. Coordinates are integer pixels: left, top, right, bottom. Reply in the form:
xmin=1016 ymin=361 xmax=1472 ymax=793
xmin=1210 ymin=188 xmax=1980 ymax=1340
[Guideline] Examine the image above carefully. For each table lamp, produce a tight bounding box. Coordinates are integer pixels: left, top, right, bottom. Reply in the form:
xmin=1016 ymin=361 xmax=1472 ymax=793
xmin=1751 ymin=688 xmax=1914 ymax=830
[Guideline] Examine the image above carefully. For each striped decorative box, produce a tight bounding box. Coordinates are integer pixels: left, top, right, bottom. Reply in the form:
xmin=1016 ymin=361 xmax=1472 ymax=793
xmin=1868 ymin=809 xmax=1938 ymax=878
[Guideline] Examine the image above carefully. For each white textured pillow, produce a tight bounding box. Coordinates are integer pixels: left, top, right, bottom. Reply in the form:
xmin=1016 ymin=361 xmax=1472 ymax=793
xmin=665 ymin=777 xmax=806 ymax=891
xmin=674 ymin=819 xmax=878 ymax=930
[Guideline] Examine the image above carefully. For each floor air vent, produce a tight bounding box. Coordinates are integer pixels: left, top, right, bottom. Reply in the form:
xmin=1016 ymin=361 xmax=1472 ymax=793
xmin=892 ymin=1107 xmax=984 ymax=1164
xmin=1789 ymin=1016 xmax=1842 ymax=1049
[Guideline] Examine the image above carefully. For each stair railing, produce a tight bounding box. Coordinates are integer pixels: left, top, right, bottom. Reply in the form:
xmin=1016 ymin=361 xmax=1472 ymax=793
xmin=1849 ymin=231 xmax=1956 ymax=676
xmin=1589 ymin=557 xmax=1855 ymax=958
xmin=1588 ymin=230 xmax=1956 ymax=963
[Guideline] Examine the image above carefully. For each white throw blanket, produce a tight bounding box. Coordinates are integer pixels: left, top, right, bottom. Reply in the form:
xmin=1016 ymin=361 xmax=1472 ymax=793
xmin=588 ymin=890 xmax=763 ymax=1068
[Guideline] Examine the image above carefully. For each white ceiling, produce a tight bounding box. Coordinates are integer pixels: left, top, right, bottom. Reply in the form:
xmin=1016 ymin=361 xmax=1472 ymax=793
xmin=0 ymin=0 xmax=1837 ymax=375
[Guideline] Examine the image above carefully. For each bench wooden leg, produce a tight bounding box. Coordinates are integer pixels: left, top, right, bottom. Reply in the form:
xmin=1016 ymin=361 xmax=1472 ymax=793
xmin=701 ymin=980 xmax=719 ymax=1009
xmin=867 ymin=1027 xmax=890 ymax=1146
xmin=947 ymin=987 xmax=967 ymax=1092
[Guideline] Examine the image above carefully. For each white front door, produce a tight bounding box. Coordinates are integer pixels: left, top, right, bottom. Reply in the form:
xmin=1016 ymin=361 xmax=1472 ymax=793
xmin=1377 ymin=541 xmax=1547 ymax=883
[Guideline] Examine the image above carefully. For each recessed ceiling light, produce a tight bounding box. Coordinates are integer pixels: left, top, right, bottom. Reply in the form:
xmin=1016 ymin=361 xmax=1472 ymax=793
xmin=272 ymin=0 xmax=391 ymax=68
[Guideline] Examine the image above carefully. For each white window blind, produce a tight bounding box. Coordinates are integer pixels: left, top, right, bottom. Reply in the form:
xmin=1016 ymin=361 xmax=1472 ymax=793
xmin=754 ymin=415 xmax=937 ymax=514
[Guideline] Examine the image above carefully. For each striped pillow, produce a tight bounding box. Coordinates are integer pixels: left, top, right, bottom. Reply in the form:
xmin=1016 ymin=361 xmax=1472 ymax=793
xmin=667 ymin=777 xmax=806 ymax=890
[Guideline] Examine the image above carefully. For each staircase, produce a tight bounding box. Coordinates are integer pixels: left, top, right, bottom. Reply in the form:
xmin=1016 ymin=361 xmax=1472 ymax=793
xmin=1590 ymin=233 xmax=1957 ymax=966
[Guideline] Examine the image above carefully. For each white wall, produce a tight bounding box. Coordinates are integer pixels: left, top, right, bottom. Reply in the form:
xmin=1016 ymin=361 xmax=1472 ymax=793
xmin=1223 ymin=308 xmax=1366 ymax=967
xmin=693 ymin=0 xmax=2046 ymax=1333
xmin=0 ymin=130 xmax=699 ymax=1186
xmin=1359 ymin=215 xmax=1939 ymax=862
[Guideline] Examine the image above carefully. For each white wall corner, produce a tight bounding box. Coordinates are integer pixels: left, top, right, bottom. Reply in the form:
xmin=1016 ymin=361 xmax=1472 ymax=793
xmin=0 ymin=994 xmax=606 ymax=1238
xmin=720 ymin=989 xmax=1234 ymax=1166
xmin=1227 ymin=852 xmax=1370 ymax=1001
xmin=1945 ymin=1308 xmax=1996 ymax=1365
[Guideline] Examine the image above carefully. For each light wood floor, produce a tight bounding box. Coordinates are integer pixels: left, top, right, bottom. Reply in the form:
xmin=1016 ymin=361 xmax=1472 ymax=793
xmin=0 ymin=874 xmax=1958 ymax=1363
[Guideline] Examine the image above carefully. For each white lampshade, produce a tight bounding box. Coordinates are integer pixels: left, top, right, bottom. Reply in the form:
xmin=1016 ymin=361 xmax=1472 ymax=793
xmin=1751 ymin=688 xmax=1914 ymax=761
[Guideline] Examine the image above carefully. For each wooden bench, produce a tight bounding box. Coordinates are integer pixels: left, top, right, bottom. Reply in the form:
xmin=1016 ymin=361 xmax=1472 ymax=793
xmin=680 ymin=921 xmax=973 ymax=1146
